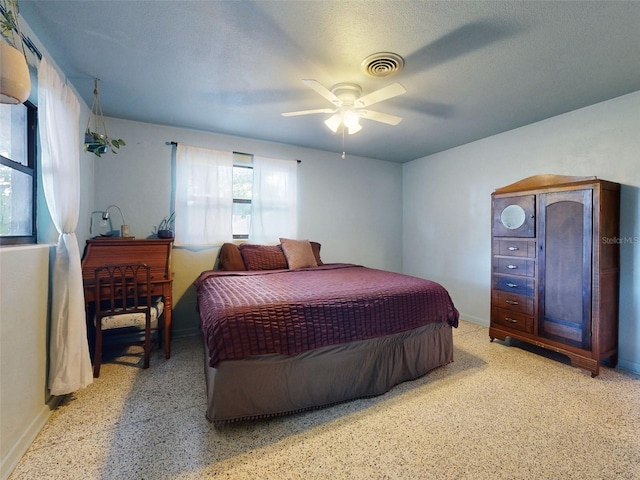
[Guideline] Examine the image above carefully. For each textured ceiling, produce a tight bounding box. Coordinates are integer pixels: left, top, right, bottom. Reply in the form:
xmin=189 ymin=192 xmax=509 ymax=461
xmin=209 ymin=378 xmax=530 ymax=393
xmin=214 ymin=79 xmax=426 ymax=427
xmin=19 ymin=0 xmax=640 ymax=163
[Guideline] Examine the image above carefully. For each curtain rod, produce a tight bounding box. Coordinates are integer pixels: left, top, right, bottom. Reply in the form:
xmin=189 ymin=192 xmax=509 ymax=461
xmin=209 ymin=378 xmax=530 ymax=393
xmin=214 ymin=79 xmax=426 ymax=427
xmin=168 ymin=141 xmax=301 ymax=163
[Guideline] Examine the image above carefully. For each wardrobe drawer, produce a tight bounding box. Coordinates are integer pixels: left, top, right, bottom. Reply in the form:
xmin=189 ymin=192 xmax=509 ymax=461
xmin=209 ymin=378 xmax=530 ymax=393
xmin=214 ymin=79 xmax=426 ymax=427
xmin=492 ymin=308 xmax=534 ymax=334
xmin=492 ymin=290 xmax=534 ymax=315
xmin=492 ymin=257 xmax=535 ymax=277
xmin=493 ymin=239 xmax=536 ymax=258
xmin=493 ymin=275 xmax=534 ymax=297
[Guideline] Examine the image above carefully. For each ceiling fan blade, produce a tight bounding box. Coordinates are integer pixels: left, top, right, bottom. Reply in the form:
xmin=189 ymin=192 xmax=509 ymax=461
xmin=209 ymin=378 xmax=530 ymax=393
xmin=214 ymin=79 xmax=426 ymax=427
xmin=358 ymin=109 xmax=403 ymax=125
xmin=281 ymin=108 xmax=336 ymax=117
xmin=355 ymin=83 xmax=406 ymax=108
xmin=302 ymin=79 xmax=341 ymax=106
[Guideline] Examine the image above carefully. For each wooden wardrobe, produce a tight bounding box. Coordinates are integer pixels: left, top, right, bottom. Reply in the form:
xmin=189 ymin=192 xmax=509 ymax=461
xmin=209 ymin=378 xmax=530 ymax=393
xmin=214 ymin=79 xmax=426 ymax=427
xmin=490 ymin=174 xmax=620 ymax=376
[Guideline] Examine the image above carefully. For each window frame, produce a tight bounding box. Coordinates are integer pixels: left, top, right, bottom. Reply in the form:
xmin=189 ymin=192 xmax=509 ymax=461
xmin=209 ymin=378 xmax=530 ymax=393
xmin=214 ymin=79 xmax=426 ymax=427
xmin=0 ymin=100 xmax=38 ymax=246
xmin=232 ymin=153 xmax=253 ymax=240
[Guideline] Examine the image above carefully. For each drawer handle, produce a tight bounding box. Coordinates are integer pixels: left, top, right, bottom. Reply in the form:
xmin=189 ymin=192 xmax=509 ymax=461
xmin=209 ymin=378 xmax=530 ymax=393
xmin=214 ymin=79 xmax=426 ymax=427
xmin=506 ymin=264 xmax=518 ymax=269
xmin=507 ymin=246 xmax=519 ymax=251
xmin=505 ymin=300 xmax=519 ymax=305
xmin=506 ymin=282 xmax=518 ymax=288
xmin=505 ymin=317 xmax=518 ymax=323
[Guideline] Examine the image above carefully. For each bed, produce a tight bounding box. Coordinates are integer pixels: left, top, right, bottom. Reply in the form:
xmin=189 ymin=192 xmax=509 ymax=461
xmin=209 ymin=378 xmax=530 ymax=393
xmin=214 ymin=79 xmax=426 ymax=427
xmin=194 ymin=240 xmax=459 ymax=423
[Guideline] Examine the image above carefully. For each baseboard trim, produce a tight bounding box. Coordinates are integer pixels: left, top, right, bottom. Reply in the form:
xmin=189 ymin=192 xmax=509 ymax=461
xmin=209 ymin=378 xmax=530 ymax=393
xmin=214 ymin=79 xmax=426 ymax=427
xmin=0 ymin=395 xmax=62 ymax=480
xmin=458 ymin=312 xmax=489 ymax=327
xmin=617 ymin=358 xmax=640 ymax=375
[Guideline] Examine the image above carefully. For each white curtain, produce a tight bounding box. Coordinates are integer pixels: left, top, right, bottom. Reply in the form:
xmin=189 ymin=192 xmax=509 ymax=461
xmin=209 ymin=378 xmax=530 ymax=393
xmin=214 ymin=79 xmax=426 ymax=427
xmin=175 ymin=144 xmax=233 ymax=245
xmin=38 ymin=58 xmax=93 ymax=395
xmin=249 ymin=155 xmax=298 ymax=244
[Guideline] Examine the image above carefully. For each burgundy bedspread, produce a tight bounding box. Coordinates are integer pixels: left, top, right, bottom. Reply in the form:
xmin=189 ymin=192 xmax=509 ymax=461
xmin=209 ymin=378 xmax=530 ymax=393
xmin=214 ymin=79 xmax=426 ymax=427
xmin=195 ymin=264 xmax=459 ymax=367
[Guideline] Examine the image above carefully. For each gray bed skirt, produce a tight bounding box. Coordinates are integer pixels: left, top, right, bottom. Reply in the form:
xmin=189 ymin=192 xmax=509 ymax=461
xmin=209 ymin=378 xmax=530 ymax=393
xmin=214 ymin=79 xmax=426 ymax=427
xmin=203 ymin=321 xmax=454 ymax=423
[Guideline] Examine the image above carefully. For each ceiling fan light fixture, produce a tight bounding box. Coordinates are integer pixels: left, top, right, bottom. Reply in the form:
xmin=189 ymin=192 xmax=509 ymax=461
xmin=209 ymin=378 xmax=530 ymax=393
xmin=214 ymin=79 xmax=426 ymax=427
xmin=347 ymin=123 xmax=362 ymax=135
xmin=283 ymin=78 xmax=405 ymax=136
xmin=342 ymin=109 xmax=360 ymax=128
xmin=324 ymin=113 xmax=342 ymax=133
xmin=325 ymin=109 xmax=362 ymax=135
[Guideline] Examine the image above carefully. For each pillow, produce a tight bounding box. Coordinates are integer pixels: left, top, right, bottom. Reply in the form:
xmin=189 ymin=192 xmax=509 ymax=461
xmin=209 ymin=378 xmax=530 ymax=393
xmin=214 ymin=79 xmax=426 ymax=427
xmin=239 ymin=243 xmax=288 ymax=270
xmin=279 ymin=238 xmax=318 ymax=269
xmin=218 ymin=243 xmax=246 ymax=271
xmin=309 ymin=241 xmax=323 ymax=266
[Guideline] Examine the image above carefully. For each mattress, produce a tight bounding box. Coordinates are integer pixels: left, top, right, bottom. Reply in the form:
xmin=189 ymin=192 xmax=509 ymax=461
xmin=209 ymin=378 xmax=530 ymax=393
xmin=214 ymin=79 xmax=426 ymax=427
xmin=195 ymin=263 xmax=459 ymax=367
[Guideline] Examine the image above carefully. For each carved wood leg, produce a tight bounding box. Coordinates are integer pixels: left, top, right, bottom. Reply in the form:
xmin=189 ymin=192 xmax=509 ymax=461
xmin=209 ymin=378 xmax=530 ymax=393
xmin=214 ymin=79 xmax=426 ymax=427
xmin=143 ymin=322 xmax=151 ymax=369
xmin=93 ymin=327 xmax=103 ymax=378
xmin=164 ymin=299 xmax=172 ymax=359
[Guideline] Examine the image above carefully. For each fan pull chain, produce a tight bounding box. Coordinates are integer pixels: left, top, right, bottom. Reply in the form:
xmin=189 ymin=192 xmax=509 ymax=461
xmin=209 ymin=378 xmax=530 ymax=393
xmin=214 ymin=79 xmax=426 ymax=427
xmin=341 ymin=128 xmax=346 ymax=160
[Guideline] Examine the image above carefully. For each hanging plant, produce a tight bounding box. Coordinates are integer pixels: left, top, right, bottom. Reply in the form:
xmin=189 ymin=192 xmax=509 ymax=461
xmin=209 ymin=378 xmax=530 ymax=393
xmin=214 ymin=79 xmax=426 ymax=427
xmin=84 ymin=78 xmax=126 ymax=157
xmin=0 ymin=0 xmax=31 ymax=104
xmin=0 ymin=0 xmax=20 ymax=45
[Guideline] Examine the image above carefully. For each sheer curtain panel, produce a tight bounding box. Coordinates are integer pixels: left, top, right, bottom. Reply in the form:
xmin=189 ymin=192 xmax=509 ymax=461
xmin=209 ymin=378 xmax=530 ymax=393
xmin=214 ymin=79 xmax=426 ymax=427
xmin=250 ymin=156 xmax=298 ymax=244
xmin=175 ymin=144 xmax=233 ymax=245
xmin=38 ymin=58 xmax=93 ymax=395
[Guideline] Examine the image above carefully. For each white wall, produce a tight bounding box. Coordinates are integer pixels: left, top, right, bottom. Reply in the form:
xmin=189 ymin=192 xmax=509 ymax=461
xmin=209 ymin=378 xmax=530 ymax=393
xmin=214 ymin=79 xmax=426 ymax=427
xmin=403 ymin=91 xmax=640 ymax=374
xmin=94 ymin=118 xmax=404 ymax=335
xmin=0 ymin=245 xmax=53 ymax=477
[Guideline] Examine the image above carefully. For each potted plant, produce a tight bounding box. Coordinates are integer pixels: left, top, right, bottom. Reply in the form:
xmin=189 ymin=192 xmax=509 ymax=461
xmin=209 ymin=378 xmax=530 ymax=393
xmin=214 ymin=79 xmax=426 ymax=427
xmin=1 ymin=0 xmax=31 ymax=104
xmin=84 ymin=130 xmax=125 ymax=157
xmin=155 ymin=212 xmax=175 ymax=239
xmin=84 ymin=78 xmax=125 ymax=157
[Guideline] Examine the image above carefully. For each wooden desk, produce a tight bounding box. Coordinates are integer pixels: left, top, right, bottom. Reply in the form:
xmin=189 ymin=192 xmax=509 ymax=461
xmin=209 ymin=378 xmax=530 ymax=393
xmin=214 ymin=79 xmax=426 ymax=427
xmin=81 ymin=238 xmax=174 ymax=359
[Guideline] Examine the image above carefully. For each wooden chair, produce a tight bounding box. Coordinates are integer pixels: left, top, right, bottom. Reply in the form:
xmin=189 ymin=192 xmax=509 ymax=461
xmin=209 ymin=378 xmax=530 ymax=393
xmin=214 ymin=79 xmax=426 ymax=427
xmin=92 ymin=263 xmax=164 ymax=377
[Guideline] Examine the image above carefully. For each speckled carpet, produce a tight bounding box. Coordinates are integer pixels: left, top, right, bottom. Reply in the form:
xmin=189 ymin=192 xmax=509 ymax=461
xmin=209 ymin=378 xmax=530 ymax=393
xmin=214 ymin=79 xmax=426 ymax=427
xmin=8 ymin=321 xmax=640 ymax=480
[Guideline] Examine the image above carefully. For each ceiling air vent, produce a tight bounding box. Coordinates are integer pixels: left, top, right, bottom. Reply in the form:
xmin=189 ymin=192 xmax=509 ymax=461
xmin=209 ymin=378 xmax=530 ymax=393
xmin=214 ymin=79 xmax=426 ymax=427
xmin=361 ymin=52 xmax=405 ymax=78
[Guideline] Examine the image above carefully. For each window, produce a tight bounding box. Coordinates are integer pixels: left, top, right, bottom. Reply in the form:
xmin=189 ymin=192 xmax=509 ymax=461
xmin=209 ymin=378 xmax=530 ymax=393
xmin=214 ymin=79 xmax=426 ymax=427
xmin=232 ymin=152 xmax=253 ymax=239
xmin=0 ymin=101 xmax=37 ymax=245
xmin=174 ymin=145 xmax=296 ymax=245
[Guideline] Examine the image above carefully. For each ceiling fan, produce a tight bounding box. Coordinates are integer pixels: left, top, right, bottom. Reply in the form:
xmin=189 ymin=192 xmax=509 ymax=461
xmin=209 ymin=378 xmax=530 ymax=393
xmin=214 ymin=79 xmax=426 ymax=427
xmin=281 ymin=79 xmax=406 ymax=134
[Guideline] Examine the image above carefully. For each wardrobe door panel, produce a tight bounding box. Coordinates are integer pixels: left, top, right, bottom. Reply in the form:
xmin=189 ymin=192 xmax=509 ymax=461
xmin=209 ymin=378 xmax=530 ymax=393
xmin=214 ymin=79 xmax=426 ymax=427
xmin=539 ymin=190 xmax=592 ymax=349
